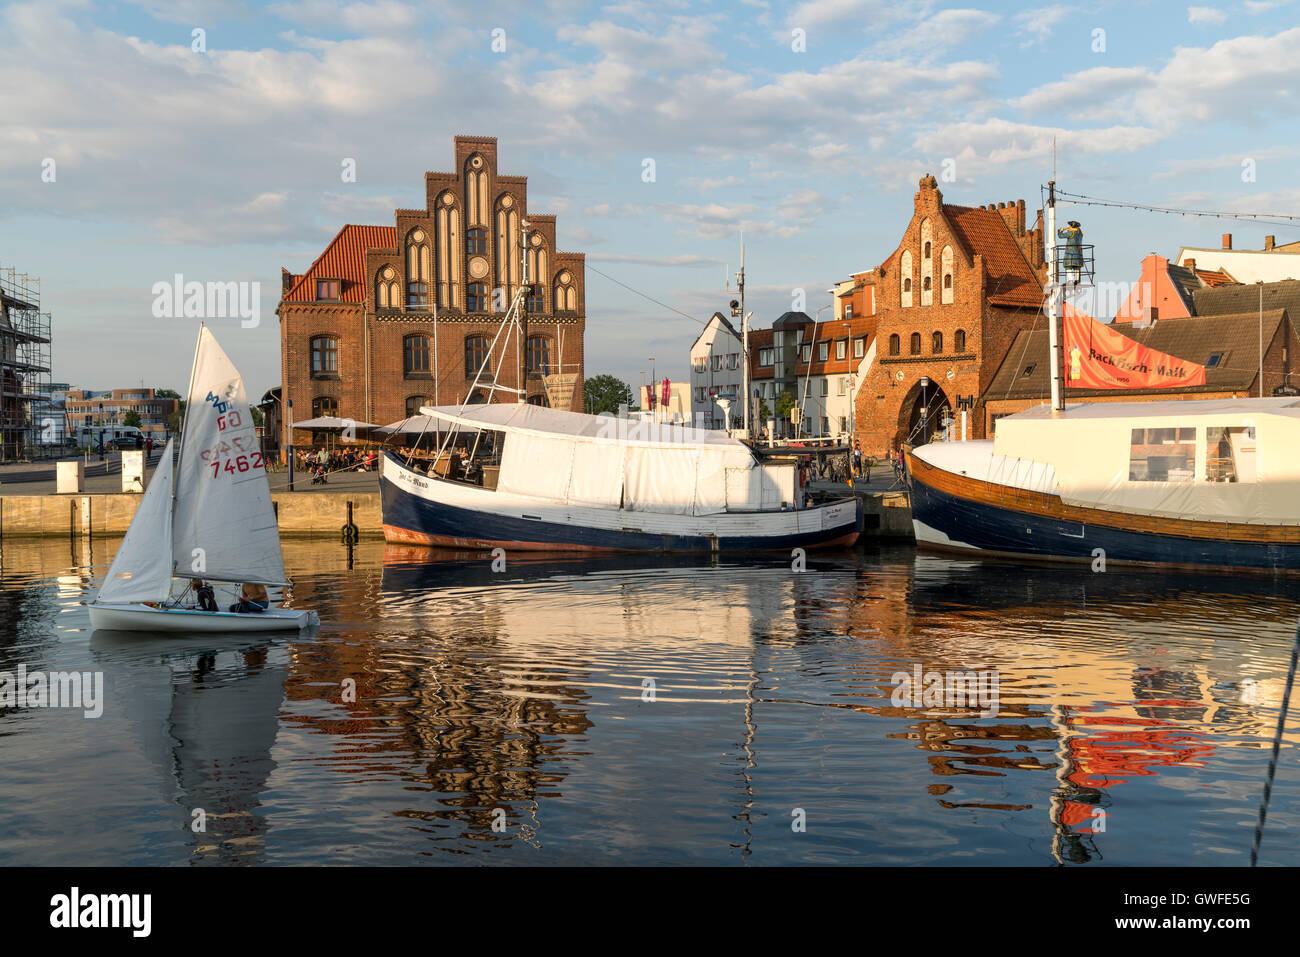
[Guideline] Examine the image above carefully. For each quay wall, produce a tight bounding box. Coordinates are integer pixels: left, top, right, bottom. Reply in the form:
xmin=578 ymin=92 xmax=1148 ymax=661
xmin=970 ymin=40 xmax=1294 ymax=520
xmin=0 ymin=492 xmax=385 ymax=540
xmin=0 ymin=490 xmax=915 ymax=541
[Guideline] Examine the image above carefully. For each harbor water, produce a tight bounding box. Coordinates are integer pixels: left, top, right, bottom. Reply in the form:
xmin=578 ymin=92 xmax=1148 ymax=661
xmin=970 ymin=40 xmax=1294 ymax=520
xmin=1 ymin=536 xmax=1297 ymax=865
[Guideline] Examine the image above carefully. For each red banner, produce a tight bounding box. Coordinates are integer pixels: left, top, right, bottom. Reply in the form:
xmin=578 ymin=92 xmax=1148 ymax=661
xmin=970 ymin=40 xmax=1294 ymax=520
xmin=661 ymin=378 xmax=671 ymax=406
xmin=1063 ymin=306 xmax=1206 ymax=390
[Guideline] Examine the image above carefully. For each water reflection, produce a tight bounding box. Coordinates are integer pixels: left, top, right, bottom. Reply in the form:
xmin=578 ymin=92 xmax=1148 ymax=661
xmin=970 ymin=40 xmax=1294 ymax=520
xmin=0 ymin=535 xmax=1294 ymax=864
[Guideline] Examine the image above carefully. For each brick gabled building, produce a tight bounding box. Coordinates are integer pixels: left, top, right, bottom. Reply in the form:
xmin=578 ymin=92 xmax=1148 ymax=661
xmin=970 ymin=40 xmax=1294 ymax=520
xmin=854 ymin=174 xmax=1046 ymax=454
xmin=277 ymin=135 xmax=586 ymax=452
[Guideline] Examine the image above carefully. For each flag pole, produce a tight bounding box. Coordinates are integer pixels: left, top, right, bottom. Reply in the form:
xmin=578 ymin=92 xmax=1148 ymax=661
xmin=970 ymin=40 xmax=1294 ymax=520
xmin=1046 ymin=180 xmax=1064 ymax=412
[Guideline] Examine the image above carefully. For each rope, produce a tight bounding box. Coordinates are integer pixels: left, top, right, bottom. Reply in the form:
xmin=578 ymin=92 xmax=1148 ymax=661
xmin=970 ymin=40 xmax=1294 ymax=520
xmin=1250 ymin=613 xmax=1300 ymax=866
xmin=1054 ymin=188 xmax=1300 ymax=228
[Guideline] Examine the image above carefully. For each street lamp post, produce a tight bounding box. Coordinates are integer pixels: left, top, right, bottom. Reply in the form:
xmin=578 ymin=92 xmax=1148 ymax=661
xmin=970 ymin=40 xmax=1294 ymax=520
xmin=1258 ymin=280 xmax=1265 ymax=398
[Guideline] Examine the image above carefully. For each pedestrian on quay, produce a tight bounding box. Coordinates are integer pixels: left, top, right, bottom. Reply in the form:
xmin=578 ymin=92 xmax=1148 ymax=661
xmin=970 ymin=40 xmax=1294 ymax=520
xmin=852 ymin=441 xmax=862 ymax=478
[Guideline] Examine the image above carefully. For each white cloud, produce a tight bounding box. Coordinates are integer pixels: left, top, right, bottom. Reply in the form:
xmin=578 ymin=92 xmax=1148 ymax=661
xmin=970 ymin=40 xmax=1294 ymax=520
xmin=1187 ymin=5 xmax=1229 ymax=24
xmin=880 ymin=9 xmax=1001 ymax=56
xmin=1014 ymin=6 xmax=1067 ymax=47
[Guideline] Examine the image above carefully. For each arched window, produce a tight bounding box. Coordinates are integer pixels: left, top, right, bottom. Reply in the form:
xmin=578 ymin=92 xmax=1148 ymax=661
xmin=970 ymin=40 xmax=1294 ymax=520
xmin=465 ymin=335 xmax=489 ymax=376
xmin=888 ymin=334 xmax=900 ymax=356
xmin=526 ymin=335 xmax=551 ymax=375
xmin=932 ymin=331 xmax=943 ymax=353
xmin=903 ymin=278 xmax=912 ymax=292
xmin=954 ymin=329 xmax=966 ymax=352
xmin=311 ymin=395 xmax=338 ymax=418
xmin=525 ymin=283 xmax=544 ymax=313
xmin=466 ymin=283 xmax=488 ymax=313
xmin=406 ymin=228 xmax=430 ymax=310
xmin=910 ymin=332 xmax=922 ymax=355
xmin=310 ymin=336 xmax=338 ymax=376
xmin=405 ymin=395 xmax=432 ymax=418
xmin=923 ymin=276 xmax=932 ymax=291
xmin=923 ymin=241 xmax=932 ymax=259
xmin=941 ymin=245 xmax=955 ymax=304
xmin=376 ymin=265 xmax=400 ymax=309
xmin=554 ymin=275 xmax=575 ymax=312
xmin=404 ymin=334 xmax=431 ymax=375
xmin=466 ymin=227 xmax=488 ymax=256
xmin=900 ymin=250 xmax=914 ymax=307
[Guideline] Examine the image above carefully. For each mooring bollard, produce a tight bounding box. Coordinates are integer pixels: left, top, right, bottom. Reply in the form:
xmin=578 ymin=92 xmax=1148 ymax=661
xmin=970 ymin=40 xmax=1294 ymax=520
xmin=340 ymin=500 xmax=359 ymax=544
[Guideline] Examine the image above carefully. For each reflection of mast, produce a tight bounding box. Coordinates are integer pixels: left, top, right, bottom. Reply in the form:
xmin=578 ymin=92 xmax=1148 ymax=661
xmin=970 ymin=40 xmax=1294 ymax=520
xmin=731 ymin=653 xmax=759 ymax=859
xmin=1047 ymin=704 xmax=1104 ymax=865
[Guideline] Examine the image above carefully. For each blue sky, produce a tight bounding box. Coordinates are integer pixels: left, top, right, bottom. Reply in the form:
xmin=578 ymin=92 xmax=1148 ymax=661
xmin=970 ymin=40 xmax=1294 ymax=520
xmin=3 ymin=0 xmax=1299 ymax=401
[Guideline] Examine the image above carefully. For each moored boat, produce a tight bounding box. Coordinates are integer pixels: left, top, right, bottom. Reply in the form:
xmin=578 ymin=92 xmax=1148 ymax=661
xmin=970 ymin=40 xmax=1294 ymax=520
xmin=380 ymin=403 xmax=860 ymax=552
xmin=907 ymin=397 xmax=1300 ymax=571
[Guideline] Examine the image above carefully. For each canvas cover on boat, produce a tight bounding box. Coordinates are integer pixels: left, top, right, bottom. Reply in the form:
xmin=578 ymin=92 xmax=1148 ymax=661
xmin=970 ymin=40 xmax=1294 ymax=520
xmin=97 ymin=439 xmax=177 ymax=604
xmin=991 ymin=397 xmax=1300 ymax=524
xmin=422 ymin=404 xmax=771 ymax=514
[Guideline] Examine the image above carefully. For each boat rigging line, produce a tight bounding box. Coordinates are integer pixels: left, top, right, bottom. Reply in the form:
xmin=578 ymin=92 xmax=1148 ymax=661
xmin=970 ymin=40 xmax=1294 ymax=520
xmin=1250 ymin=613 xmax=1300 ymax=866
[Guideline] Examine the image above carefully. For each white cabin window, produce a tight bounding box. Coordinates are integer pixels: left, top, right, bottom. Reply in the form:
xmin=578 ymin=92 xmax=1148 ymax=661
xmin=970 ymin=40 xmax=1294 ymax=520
xmin=1206 ymin=426 xmax=1257 ymax=483
xmin=1128 ymin=427 xmax=1195 ymax=482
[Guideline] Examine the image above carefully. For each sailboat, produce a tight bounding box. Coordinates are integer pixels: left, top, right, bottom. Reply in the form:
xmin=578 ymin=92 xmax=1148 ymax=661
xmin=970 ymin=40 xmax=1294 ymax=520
xmin=88 ymin=327 xmax=318 ymax=632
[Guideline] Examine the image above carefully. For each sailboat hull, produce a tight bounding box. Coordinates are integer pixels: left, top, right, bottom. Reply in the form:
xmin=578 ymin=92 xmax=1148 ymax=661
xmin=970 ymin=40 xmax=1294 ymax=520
xmin=89 ymin=602 xmax=318 ymax=633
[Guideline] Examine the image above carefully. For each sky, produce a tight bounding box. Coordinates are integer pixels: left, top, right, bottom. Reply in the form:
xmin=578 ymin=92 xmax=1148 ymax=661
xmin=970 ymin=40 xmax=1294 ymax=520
xmin=3 ymin=0 xmax=1300 ymax=402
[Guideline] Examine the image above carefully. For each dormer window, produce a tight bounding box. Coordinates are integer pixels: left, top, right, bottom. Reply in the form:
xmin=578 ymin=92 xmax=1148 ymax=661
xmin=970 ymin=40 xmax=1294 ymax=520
xmin=316 ymin=279 xmax=341 ymax=301
xmin=1206 ymin=352 xmax=1224 ymax=368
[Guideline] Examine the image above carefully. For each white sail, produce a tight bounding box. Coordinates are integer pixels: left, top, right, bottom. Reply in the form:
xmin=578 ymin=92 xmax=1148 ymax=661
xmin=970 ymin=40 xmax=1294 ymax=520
xmin=172 ymin=327 xmax=288 ymax=585
xmin=97 ymin=439 xmax=176 ymax=604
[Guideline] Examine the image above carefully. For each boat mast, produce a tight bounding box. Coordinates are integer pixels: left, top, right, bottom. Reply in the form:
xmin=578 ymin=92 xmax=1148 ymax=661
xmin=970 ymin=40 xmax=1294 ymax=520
xmin=1046 ymin=180 xmax=1065 ymax=412
xmin=739 ymin=239 xmax=749 ymax=437
xmin=518 ymin=218 xmax=529 ymax=405
xmin=170 ymin=323 xmax=204 ymax=578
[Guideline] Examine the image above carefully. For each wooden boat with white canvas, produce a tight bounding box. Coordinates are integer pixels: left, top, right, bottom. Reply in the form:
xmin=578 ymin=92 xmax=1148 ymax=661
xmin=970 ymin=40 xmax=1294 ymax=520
xmin=905 ymin=180 xmax=1300 ymax=572
xmin=88 ymin=327 xmax=318 ymax=632
xmin=381 ymin=403 xmax=860 ymax=552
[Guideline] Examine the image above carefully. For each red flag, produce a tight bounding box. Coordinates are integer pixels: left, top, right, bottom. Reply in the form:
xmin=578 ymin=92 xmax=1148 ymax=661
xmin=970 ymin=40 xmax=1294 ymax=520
xmin=661 ymin=377 xmax=671 ymax=405
xmin=1063 ymin=305 xmax=1206 ymax=390
xmin=646 ymin=385 xmax=656 ymax=410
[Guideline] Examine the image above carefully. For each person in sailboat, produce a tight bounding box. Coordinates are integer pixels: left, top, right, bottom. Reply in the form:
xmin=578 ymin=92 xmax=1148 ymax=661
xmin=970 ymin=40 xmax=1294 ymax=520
xmin=190 ymin=578 xmax=219 ymax=612
xmin=230 ymin=583 xmax=270 ymax=614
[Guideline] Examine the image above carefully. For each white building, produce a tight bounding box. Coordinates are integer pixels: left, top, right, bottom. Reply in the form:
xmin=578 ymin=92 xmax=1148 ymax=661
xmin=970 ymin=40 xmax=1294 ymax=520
xmin=689 ymin=311 xmax=744 ymax=430
xmin=1176 ymin=234 xmax=1300 ymax=284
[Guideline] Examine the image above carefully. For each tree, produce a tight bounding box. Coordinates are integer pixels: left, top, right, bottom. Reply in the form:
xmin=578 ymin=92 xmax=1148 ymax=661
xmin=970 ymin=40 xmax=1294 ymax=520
xmin=775 ymin=390 xmax=797 ymax=422
xmin=166 ymin=402 xmax=186 ymax=435
xmin=122 ymin=409 xmax=142 ymax=428
xmin=583 ymin=374 xmax=633 ymax=415
xmin=757 ymin=398 xmax=772 ymax=423
xmin=155 ymin=388 xmax=181 ymax=400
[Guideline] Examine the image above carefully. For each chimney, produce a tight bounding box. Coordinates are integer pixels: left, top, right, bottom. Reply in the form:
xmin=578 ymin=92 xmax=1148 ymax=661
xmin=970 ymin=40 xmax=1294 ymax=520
xmin=1266 ymin=235 xmax=1276 ymax=250
xmin=1185 ymin=257 xmax=1196 ymax=273
xmin=1017 ymin=198 xmax=1026 ymax=234
xmin=1222 ymin=233 xmax=1233 ymax=250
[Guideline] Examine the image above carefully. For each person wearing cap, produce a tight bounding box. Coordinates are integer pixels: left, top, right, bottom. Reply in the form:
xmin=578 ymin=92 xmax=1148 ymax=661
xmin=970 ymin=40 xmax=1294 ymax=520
xmin=1057 ymin=220 xmax=1084 ymax=284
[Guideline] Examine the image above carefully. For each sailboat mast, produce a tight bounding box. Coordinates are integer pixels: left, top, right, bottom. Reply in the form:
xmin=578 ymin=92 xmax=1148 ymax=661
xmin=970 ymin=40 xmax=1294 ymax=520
xmin=1046 ymin=182 xmax=1064 ymax=412
xmin=739 ymin=240 xmax=749 ymax=437
xmin=169 ymin=324 xmax=204 ymax=580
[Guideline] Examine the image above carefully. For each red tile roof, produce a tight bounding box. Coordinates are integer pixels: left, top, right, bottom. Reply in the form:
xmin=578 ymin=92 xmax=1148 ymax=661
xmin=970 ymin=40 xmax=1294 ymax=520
xmin=944 ymin=205 xmax=1043 ymax=308
xmin=1195 ymin=268 xmax=1236 ymax=287
xmin=283 ymin=225 xmax=397 ymax=303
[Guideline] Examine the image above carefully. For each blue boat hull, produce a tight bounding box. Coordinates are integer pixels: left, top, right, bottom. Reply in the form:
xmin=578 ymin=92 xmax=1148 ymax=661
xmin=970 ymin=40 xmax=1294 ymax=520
xmin=909 ymin=463 xmax=1300 ymax=571
xmin=380 ymin=465 xmax=860 ymax=554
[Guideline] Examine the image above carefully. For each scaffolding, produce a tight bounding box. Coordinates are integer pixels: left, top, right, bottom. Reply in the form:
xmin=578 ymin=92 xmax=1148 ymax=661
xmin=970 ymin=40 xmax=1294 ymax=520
xmin=0 ymin=265 xmax=56 ymax=463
